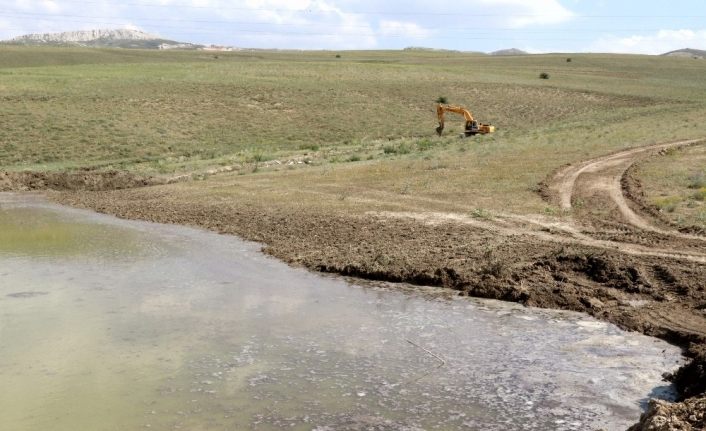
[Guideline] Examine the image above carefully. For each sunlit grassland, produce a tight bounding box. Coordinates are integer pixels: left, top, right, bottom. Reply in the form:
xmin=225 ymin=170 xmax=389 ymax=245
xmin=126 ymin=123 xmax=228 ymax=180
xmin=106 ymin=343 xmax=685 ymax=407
xmin=635 ymin=144 xmax=706 ymax=229
xmin=1 ymin=46 xmax=706 ymax=217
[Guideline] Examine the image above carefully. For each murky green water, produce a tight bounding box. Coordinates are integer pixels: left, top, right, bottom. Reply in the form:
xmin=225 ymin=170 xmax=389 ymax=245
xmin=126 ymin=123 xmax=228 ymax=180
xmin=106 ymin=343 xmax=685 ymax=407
xmin=0 ymin=194 xmax=682 ymax=430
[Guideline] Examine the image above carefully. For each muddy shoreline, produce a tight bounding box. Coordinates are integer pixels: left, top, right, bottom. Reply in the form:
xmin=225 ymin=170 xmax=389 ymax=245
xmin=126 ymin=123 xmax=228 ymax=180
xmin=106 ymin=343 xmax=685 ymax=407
xmin=2 ymin=143 xmax=705 ymax=430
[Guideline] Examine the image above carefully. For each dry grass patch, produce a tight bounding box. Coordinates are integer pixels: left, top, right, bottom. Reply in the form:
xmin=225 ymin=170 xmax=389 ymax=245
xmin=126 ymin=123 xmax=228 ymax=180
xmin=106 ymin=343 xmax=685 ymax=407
xmin=0 ymin=48 xmax=679 ymax=172
xmin=2 ymin=47 xmax=706 ymax=223
xmin=636 ymin=143 xmax=706 ymax=229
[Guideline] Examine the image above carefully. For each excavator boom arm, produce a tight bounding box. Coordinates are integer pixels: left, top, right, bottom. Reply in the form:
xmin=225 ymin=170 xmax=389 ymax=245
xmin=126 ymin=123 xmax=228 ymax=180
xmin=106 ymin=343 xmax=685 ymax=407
xmin=437 ymin=104 xmax=474 ymax=123
xmin=435 ymin=102 xmax=493 ymax=136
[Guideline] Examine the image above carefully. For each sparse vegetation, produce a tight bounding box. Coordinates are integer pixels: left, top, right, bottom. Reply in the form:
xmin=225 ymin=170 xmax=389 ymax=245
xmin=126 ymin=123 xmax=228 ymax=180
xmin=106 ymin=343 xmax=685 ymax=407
xmin=298 ymin=143 xmax=320 ymax=152
xmin=382 ymin=142 xmax=412 ymax=155
xmin=654 ymin=196 xmax=681 ymax=213
xmin=637 ymin=144 xmax=706 ymax=229
xmin=417 ymin=139 xmax=434 ymax=151
xmin=539 ymin=72 xmax=550 ymax=79
xmin=688 ymin=171 xmax=706 ymax=189
xmin=470 ymin=208 xmax=493 ymax=219
xmin=1 ymin=46 xmax=706 ymax=221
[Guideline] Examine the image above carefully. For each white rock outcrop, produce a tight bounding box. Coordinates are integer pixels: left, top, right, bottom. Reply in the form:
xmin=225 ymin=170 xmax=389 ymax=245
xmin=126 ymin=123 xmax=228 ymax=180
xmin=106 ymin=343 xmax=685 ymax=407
xmin=11 ymin=29 xmax=159 ymax=43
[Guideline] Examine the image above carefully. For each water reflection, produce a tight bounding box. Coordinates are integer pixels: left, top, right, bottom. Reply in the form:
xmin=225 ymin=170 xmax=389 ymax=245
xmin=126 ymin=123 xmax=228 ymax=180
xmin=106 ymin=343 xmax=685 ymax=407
xmin=0 ymin=194 xmax=682 ymax=431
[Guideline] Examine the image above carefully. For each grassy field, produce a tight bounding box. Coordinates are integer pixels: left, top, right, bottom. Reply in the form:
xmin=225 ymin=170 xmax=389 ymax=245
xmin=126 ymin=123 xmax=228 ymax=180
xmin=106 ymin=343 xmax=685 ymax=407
xmin=636 ymin=144 xmax=706 ymax=229
xmin=1 ymin=45 xmax=706 ymax=218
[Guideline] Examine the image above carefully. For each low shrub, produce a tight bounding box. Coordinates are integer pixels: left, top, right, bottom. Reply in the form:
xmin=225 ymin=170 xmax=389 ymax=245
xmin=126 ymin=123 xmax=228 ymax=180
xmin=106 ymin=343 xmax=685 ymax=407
xmin=687 ymin=171 xmax=706 ymax=189
xmin=417 ymin=139 xmax=434 ymax=151
xmin=653 ymin=196 xmax=682 ymax=213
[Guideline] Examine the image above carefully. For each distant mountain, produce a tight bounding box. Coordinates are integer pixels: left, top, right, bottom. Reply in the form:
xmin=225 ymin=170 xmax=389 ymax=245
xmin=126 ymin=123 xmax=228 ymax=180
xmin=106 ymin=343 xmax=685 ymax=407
xmin=5 ymin=29 xmax=202 ymax=50
xmin=403 ymin=46 xmax=461 ymax=53
xmin=490 ymin=48 xmax=528 ymax=56
xmin=661 ymin=48 xmax=706 ymax=59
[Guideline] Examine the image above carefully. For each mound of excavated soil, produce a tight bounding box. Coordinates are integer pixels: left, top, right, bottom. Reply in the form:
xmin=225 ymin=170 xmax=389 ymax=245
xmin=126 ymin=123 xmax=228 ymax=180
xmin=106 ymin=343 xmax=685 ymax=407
xmin=629 ymin=397 xmax=706 ymax=431
xmin=0 ymin=170 xmax=159 ymax=192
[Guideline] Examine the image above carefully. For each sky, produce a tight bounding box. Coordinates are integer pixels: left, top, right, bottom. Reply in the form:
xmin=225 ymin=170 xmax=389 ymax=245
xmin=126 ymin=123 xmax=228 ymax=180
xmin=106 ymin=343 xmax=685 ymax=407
xmin=1 ymin=0 xmax=705 ymax=54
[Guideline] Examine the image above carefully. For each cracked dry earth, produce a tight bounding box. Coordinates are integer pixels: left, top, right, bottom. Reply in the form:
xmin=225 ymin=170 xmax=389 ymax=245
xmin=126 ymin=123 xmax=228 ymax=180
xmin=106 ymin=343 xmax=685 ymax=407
xmin=47 ymin=140 xmax=706 ymax=430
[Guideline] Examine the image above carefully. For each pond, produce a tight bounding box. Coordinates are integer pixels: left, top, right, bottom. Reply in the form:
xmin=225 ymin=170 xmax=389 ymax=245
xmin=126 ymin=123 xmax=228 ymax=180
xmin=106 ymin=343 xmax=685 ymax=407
xmin=0 ymin=194 xmax=681 ymax=430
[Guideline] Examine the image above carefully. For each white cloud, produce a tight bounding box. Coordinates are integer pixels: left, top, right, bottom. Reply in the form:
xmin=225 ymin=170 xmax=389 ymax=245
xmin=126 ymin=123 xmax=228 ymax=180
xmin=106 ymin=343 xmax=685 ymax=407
xmin=589 ymin=29 xmax=706 ymax=55
xmin=0 ymin=0 xmax=578 ymax=49
xmin=475 ymin=0 xmax=574 ymax=27
xmin=40 ymin=0 xmax=61 ymax=12
xmin=379 ymin=20 xmax=432 ymax=39
xmin=206 ymin=0 xmax=378 ymax=49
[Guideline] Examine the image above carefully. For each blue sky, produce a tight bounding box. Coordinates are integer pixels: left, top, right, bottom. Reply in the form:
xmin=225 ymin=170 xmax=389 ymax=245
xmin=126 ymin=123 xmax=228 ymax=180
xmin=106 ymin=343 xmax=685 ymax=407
xmin=1 ymin=0 xmax=705 ymax=53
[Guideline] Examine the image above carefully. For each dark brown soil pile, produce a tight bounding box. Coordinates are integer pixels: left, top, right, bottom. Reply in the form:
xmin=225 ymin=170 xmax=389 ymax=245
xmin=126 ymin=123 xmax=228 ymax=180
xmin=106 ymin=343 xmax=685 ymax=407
xmin=629 ymin=397 xmax=706 ymax=431
xmin=0 ymin=170 xmax=158 ymax=192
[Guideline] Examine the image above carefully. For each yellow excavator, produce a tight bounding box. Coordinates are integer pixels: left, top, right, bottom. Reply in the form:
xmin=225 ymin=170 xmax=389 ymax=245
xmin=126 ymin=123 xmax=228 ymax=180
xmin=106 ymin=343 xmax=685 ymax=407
xmin=435 ymin=103 xmax=495 ymax=137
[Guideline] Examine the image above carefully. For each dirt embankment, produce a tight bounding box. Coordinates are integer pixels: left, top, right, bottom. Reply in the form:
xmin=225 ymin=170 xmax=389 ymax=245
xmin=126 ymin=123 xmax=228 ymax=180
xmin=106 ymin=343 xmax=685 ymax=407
xmin=0 ymin=170 xmax=159 ymax=192
xmin=44 ymin=140 xmax=706 ymax=430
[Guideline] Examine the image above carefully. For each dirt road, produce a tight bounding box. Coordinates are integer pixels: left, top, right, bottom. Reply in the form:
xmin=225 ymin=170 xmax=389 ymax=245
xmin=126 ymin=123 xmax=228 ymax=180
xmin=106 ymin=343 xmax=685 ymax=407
xmin=5 ymin=139 xmax=702 ymax=430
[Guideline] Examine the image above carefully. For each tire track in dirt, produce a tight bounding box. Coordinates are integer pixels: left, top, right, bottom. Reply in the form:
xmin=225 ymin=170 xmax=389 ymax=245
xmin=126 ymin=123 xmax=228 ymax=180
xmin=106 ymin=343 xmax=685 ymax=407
xmin=372 ymin=210 xmax=706 ymax=264
xmin=549 ymin=139 xmax=704 ymax=240
xmin=542 ymin=140 xmax=706 ymax=262
xmin=313 ymin=140 xmax=706 ymax=263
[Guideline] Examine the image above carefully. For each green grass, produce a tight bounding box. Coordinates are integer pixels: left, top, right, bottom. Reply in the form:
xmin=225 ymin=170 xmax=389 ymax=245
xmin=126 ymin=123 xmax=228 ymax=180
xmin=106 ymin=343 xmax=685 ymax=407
xmin=638 ymin=144 xmax=706 ymax=228
xmin=2 ymin=46 xmax=706 ymax=218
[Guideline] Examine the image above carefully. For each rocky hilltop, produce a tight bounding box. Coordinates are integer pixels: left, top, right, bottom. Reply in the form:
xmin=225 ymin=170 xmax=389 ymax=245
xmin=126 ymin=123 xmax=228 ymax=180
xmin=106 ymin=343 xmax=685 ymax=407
xmin=5 ymin=29 xmax=201 ymax=49
xmin=490 ymin=48 xmax=528 ymax=56
xmin=661 ymin=48 xmax=706 ymax=59
xmin=11 ymin=29 xmax=157 ymax=43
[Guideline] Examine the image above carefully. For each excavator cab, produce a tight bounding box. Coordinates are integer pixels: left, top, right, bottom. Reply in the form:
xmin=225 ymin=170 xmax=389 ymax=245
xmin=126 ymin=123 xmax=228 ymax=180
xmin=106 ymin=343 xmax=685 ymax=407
xmin=466 ymin=120 xmax=479 ymax=135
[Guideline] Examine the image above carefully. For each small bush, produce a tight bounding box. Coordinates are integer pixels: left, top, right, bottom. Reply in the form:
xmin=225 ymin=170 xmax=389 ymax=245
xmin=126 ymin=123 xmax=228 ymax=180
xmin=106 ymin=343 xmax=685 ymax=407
xmin=480 ymin=260 xmax=506 ymax=278
xmin=436 ymin=96 xmax=448 ymax=104
xmin=692 ymin=188 xmax=706 ymax=201
xmin=654 ymin=196 xmax=681 ymax=213
xmin=566 ymin=58 xmax=572 ymax=62
xmin=539 ymin=72 xmax=550 ymax=79
xmin=247 ymin=152 xmax=272 ymax=163
xmin=383 ymin=143 xmax=411 ymax=155
xmin=335 ymin=54 xmax=341 ymax=58
xmin=479 ymin=249 xmax=506 ymax=278
xmin=347 ymin=154 xmax=361 ymax=162
xmin=687 ymin=172 xmax=706 ymax=189
xmin=470 ymin=208 xmax=492 ymax=219
xmin=417 ymin=139 xmax=434 ymax=151
xmin=298 ymin=143 xmax=320 ymax=151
